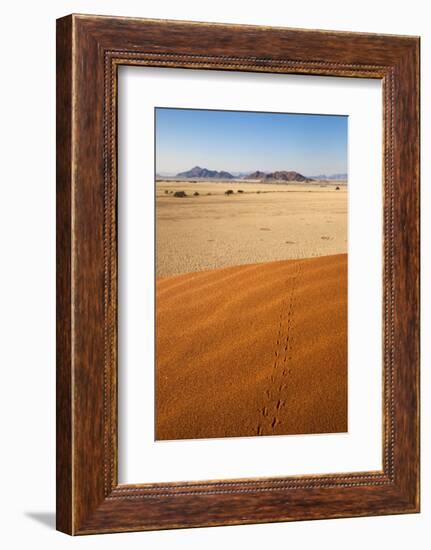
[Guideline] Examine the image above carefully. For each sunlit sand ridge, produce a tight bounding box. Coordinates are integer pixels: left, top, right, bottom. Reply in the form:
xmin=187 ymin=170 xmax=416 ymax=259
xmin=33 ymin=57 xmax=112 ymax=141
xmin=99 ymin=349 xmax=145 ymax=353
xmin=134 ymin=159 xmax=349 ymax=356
xmin=156 ymin=253 xmax=347 ymax=440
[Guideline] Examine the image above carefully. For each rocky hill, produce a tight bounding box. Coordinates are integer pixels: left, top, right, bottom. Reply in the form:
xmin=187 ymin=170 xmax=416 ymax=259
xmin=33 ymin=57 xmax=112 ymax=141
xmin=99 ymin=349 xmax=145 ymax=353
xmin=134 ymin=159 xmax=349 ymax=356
xmin=177 ymin=166 xmax=234 ymax=179
xmin=264 ymin=171 xmax=313 ymax=182
xmin=246 ymin=171 xmax=267 ymax=180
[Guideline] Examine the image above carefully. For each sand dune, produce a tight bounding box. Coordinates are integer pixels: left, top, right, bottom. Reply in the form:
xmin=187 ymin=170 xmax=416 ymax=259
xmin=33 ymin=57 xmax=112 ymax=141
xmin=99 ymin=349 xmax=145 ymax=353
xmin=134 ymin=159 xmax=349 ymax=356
xmin=156 ymin=254 xmax=347 ymax=440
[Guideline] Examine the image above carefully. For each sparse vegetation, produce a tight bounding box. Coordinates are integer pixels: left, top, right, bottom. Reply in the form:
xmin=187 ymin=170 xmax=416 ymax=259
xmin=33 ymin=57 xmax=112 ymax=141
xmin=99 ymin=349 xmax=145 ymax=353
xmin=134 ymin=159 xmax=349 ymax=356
xmin=225 ymin=189 xmax=234 ymax=195
xmin=164 ymin=190 xmax=169 ymax=194
xmin=193 ymin=191 xmax=200 ymax=196
xmin=237 ymin=190 xmax=244 ymax=193
xmin=335 ymin=186 xmax=340 ymax=190
xmin=156 ymin=181 xmax=347 ymax=281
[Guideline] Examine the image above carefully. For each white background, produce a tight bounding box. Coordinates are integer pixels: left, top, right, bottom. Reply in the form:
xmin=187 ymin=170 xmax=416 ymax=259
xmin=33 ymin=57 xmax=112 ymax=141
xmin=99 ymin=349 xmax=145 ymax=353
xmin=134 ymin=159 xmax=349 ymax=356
xmin=0 ymin=0 xmax=428 ymax=548
xmin=119 ymin=67 xmax=382 ymax=483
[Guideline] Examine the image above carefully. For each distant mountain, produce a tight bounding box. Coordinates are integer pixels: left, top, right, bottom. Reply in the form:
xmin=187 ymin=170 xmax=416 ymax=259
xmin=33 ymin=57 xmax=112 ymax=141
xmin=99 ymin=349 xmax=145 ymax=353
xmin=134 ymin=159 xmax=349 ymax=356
xmin=311 ymin=173 xmax=347 ymax=181
xmin=244 ymin=170 xmax=312 ymax=182
xmin=177 ymin=166 xmax=234 ymax=179
xmin=175 ymin=166 xmax=317 ymax=182
xmin=245 ymin=171 xmax=267 ymax=180
xmin=265 ymin=171 xmax=313 ymax=182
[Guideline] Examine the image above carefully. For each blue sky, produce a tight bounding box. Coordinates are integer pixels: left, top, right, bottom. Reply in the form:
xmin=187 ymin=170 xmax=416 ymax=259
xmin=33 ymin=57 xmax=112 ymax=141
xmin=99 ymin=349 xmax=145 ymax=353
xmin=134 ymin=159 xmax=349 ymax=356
xmin=155 ymin=108 xmax=347 ymax=176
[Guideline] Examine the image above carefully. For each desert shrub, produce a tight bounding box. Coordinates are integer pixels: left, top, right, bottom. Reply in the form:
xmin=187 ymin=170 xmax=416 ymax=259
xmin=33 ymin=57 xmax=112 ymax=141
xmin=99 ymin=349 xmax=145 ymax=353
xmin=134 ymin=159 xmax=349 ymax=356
xmin=173 ymin=190 xmax=187 ymax=198
xmin=164 ymin=190 xmax=169 ymax=194
xmin=225 ymin=189 xmax=234 ymax=195
xmin=335 ymin=186 xmax=340 ymax=190
xmin=193 ymin=191 xmax=199 ymax=196
xmin=237 ymin=189 xmax=244 ymax=193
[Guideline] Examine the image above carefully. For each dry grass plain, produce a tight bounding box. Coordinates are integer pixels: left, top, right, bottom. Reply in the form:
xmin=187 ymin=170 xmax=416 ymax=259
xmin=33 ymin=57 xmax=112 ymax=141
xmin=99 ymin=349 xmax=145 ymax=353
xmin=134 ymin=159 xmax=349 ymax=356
xmin=155 ymin=179 xmax=348 ymax=440
xmin=156 ymin=180 xmax=347 ymax=278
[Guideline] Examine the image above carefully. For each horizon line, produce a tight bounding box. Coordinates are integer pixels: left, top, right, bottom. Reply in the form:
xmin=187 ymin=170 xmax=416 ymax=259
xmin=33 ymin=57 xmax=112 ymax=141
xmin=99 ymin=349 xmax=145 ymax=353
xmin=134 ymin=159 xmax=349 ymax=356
xmin=156 ymin=166 xmax=348 ymax=177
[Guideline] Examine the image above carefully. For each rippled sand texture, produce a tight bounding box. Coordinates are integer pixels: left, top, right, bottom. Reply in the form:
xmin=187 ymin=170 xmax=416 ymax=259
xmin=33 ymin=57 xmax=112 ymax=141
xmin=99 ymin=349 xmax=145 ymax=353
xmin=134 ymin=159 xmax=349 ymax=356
xmin=156 ymin=181 xmax=347 ymax=278
xmin=156 ymin=254 xmax=347 ymax=440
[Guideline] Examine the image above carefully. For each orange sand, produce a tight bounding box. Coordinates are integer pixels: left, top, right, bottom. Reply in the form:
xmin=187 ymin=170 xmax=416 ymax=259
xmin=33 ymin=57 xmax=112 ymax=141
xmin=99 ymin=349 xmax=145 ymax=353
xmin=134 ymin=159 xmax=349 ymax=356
xmin=155 ymin=254 xmax=347 ymax=440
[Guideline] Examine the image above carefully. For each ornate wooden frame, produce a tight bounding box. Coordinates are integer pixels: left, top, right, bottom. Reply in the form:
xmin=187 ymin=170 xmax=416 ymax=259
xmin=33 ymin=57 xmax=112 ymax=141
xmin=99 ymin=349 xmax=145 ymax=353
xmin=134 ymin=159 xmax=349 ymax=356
xmin=56 ymin=14 xmax=420 ymax=534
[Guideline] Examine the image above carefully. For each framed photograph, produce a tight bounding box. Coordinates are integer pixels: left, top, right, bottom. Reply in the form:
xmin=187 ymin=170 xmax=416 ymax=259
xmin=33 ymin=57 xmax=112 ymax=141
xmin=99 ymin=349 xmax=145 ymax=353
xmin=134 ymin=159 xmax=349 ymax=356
xmin=56 ymin=14 xmax=420 ymax=535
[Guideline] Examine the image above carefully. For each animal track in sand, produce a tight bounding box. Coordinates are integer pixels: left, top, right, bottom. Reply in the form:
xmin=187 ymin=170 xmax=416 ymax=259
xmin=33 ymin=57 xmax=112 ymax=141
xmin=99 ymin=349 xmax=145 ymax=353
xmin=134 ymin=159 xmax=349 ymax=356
xmin=271 ymin=418 xmax=280 ymax=429
xmin=257 ymin=262 xmax=302 ymax=435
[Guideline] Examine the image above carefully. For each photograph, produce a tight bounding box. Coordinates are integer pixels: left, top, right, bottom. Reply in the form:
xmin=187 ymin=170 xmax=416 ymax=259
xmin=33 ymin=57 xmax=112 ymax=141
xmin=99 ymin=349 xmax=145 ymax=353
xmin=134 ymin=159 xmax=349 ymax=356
xmin=155 ymin=107 xmax=348 ymax=440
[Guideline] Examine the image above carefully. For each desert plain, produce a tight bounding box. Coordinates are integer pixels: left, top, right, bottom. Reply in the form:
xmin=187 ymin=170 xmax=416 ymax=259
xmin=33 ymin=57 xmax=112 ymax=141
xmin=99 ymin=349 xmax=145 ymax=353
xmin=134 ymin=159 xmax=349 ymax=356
xmin=155 ymin=180 xmax=348 ymax=440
